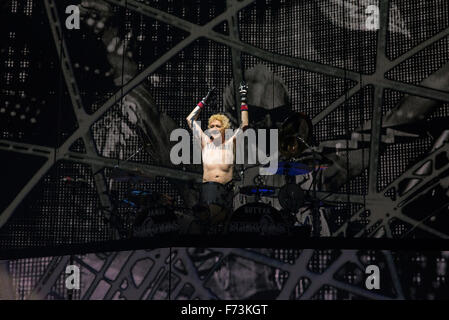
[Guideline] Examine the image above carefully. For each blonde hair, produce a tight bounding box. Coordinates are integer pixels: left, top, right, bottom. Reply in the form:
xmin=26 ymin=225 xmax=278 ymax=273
xmin=208 ymin=114 xmax=230 ymax=129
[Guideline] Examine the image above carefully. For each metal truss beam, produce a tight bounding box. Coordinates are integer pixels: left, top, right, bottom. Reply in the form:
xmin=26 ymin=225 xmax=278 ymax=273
xmin=55 ymin=0 xmax=255 ymax=158
xmin=0 ymin=139 xmax=202 ymax=182
xmin=312 ymin=84 xmax=361 ymax=125
xmin=0 ymin=261 xmax=15 ymax=299
xmin=0 ymin=0 xmax=250 ymax=228
xmin=333 ymin=142 xmax=449 ymax=238
xmin=27 ymin=256 xmax=72 ymax=300
xmin=176 ymin=248 xmax=219 ymax=299
xmin=212 ymin=248 xmax=402 ymax=300
xmin=330 ymin=0 xmax=449 ymax=239
xmin=110 ymin=0 xmax=449 ymax=103
xmin=44 ymin=0 xmax=114 ymax=227
xmin=314 ymin=191 xmax=366 ymax=205
xmin=0 ymin=158 xmax=54 ymax=228
xmin=227 ymin=0 xmax=244 ymax=122
xmin=387 ymin=26 xmax=449 ymax=69
xmin=63 ymin=151 xmax=202 ymax=182
xmin=2 ymin=0 xmax=448 ymax=239
xmin=0 ymin=139 xmax=201 ymax=228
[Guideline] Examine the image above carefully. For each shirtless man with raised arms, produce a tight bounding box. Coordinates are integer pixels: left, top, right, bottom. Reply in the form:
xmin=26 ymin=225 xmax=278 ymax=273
xmin=186 ymin=83 xmax=249 ymax=226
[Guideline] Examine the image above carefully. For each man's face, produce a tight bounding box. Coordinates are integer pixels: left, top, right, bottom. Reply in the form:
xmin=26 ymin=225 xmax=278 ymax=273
xmin=208 ymin=120 xmax=224 ymax=140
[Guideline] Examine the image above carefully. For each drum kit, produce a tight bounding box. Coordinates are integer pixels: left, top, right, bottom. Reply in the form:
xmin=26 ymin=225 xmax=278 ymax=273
xmin=105 ymin=112 xmax=333 ymax=237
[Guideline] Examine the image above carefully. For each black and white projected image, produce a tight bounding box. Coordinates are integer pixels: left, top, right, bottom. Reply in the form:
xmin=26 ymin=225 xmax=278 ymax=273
xmin=1 ymin=0 xmax=449 ymax=301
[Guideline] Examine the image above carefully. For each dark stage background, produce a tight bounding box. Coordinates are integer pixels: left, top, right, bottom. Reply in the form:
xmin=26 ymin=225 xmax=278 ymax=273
xmin=1 ymin=0 xmax=449 ymax=299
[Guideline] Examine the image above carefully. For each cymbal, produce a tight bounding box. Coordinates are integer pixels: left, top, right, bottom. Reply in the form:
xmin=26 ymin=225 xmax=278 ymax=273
xmin=279 ymin=112 xmax=313 ymax=159
xmin=274 ymin=161 xmax=312 ymax=176
xmin=239 ymin=185 xmax=277 ymax=196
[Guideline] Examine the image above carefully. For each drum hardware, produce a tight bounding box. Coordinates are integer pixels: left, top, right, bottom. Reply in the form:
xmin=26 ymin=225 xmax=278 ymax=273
xmin=253 ymin=174 xmax=266 ymax=186
xmin=227 ymin=202 xmax=310 ymax=236
xmin=106 ymin=183 xmax=179 ymax=237
xmin=278 ymin=183 xmax=304 ymax=213
xmin=276 ymin=143 xmax=328 ymax=236
xmin=227 ymin=202 xmax=285 ymax=235
xmin=239 ymin=185 xmax=277 ymax=197
xmin=239 ymin=185 xmax=278 ymax=202
xmin=133 ymin=205 xmax=179 ymax=238
xmin=279 ymin=133 xmax=330 ymax=237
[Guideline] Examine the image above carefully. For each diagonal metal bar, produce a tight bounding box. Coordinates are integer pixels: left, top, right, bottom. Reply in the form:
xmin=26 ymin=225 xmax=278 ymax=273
xmin=44 ymin=0 xmax=87 ymax=119
xmin=3 ymin=0 xmax=448 ymax=239
xmin=26 ymin=256 xmax=72 ymax=300
xmin=0 ymin=140 xmax=54 ymax=158
xmin=63 ymin=151 xmax=202 ymax=182
xmin=381 ymin=250 xmax=405 ymax=298
xmin=314 ymin=191 xmax=366 ymax=204
xmin=0 ymin=261 xmax=16 ymax=299
xmin=368 ymin=0 xmax=389 ymax=196
xmin=367 ymin=86 xmax=384 ymax=195
xmin=57 ymin=34 xmax=197 ymax=157
xmin=44 ymin=0 xmax=114 ymax=225
xmin=218 ymin=249 xmax=397 ymax=300
xmin=394 ymin=212 xmax=449 ymax=239
xmin=374 ymin=77 xmax=449 ymax=102
xmin=299 ymin=250 xmax=398 ymax=300
xmin=110 ymin=0 xmax=361 ymax=81
xmin=312 ymin=83 xmax=361 ymax=125
xmin=227 ymin=0 xmax=244 ymax=123
xmin=387 ymin=26 xmax=449 ymax=70
xmin=345 ymin=143 xmax=449 ymax=239
xmin=0 ymin=139 xmax=202 ymax=183
xmin=1 ymin=0 xmax=249 ymax=226
xmin=57 ymin=0 xmax=256 ymax=157
xmin=176 ymin=248 xmax=218 ymax=299
xmin=79 ymin=253 xmax=121 ymax=299
xmin=276 ymin=249 xmax=314 ymax=300
xmin=0 ymin=159 xmax=54 ymax=228
xmin=113 ymin=0 xmax=449 ymax=103
xmin=380 ymin=143 xmax=449 ymax=196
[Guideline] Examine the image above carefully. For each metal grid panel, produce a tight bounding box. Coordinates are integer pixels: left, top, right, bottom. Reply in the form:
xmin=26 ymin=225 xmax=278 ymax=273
xmin=0 ymin=0 xmax=449 ymax=251
xmin=386 ymin=0 xmax=449 ymax=59
xmin=3 ymin=248 xmax=449 ymax=300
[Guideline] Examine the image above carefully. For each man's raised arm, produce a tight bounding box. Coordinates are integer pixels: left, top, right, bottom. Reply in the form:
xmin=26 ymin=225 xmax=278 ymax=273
xmin=231 ymin=82 xmax=250 ymax=142
xmin=239 ymin=82 xmax=249 ymax=131
xmin=186 ymin=88 xmax=216 ymax=146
